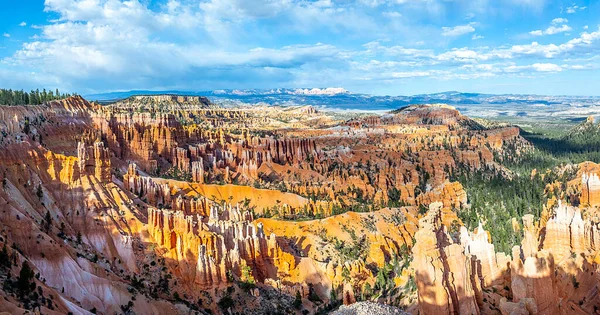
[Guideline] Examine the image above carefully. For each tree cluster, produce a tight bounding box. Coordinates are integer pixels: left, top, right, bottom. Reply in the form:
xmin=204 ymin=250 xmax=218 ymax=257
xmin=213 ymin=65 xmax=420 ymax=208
xmin=0 ymin=88 xmax=72 ymax=106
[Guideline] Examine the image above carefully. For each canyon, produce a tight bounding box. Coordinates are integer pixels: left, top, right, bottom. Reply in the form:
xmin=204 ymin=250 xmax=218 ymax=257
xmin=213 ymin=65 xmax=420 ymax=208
xmin=0 ymin=95 xmax=598 ymax=315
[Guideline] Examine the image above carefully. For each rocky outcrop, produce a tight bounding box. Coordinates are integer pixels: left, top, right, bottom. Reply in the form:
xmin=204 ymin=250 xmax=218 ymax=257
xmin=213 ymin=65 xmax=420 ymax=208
xmin=412 ymin=200 xmax=600 ymax=315
xmin=547 ymin=161 xmax=600 ymax=209
xmin=581 ymin=171 xmax=600 ymax=207
xmin=77 ymin=140 xmax=112 ymax=182
xmin=417 ymin=181 xmax=467 ymax=210
xmin=331 ymin=301 xmax=409 ymax=315
xmin=460 ymin=222 xmax=510 ymax=288
xmin=2 ymin=96 xmax=577 ymax=314
xmin=112 ymin=95 xmax=212 ymax=109
xmin=191 ymin=160 xmax=205 ymax=183
xmin=147 ymin=204 xmax=292 ymax=286
xmin=510 ymin=248 xmax=558 ymax=314
xmin=542 ymin=202 xmax=586 ymax=261
xmin=412 ymin=202 xmax=480 ymax=315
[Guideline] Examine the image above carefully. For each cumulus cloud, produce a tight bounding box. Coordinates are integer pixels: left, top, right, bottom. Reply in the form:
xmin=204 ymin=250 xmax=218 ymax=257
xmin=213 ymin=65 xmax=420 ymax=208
xmin=552 ymin=18 xmax=568 ymax=24
xmin=0 ymin=0 xmax=597 ymax=94
xmin=2 ymin=0 xmax=351 ymax=92
xmin=486 ymin=27 xmax=600 ymax=60
xmin=437 ymin=48 xmax=487 ymax=62
xmin=529 ymin=25 xmax=572 ymax=36
xmin=531 ymin=63 xmax=563 ymax=72
xmin=2 ymin=33 xmax=10 ymax=38
xmin=19 ymin=21 xmax=27 ymax=27
xmin=530 ymin=18 xmax=572 ymax=36
xmin=442 ymin=24 xmax=475 ymax=36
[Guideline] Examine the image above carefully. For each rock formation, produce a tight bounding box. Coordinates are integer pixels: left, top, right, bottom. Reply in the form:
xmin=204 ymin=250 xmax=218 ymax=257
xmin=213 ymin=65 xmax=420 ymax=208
xmin=412 ymin=200 xmax=600 ymax=315
xmin=1 ymin=94 xmax=595 ymax=315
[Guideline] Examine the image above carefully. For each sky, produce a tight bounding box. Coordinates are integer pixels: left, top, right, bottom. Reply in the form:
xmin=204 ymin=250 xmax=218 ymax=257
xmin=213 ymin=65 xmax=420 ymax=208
xmin=0 ymin=0 xmax=599 ymax=96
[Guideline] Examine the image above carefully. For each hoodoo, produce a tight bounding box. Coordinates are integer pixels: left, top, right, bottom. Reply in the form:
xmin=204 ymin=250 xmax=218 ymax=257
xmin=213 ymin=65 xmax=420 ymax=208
xmin=0 ymin=93 xmax=598 ymax=314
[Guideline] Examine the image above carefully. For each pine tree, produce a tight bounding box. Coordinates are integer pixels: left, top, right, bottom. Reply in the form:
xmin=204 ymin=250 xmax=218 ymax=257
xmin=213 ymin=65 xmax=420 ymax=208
xmin=18 ymin=261 xmax=35 ymax=296
xmin=294 ymin=290 xmax=302 ymax=309
xmin=43 ymin=211 xmax=52 ymax=232
xmin=36 ymin=184 xmax=43 ymax=199
xmin=0 ymin=244 xmax=10 ymax=269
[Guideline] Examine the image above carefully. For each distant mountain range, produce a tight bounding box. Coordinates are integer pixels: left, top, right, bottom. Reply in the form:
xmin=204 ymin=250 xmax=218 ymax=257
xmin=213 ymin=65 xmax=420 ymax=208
xmin=84 ymin=89 xmax=600 ymax=114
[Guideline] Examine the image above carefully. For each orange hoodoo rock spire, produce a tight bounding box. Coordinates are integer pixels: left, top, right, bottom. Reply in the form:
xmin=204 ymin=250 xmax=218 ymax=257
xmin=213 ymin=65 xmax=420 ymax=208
xmin=77 ymin=140 xmax=111 ymax=182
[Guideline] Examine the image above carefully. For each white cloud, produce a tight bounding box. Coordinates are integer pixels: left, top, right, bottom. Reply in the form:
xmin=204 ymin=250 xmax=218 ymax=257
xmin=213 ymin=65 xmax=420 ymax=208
xmin=566 ymin=4 xmax=586 ymax=13
xmin=442 ymin=24 xmax=475 ymax=36
xmin=531 ymin=63 xmax=563 ymax=72
xmin=529 ymin=30 xmax=544 ymax=36
xmin=506 ymin=42 xmax=561 ymax=58
xmin=437 ymin=48 xmax=487 ymax=62
xmin=1 ymin=0 xmax=598 ymax=93
xmin=530 ymin=19 xmax=572 ymax=36
xmin=2 ymin=33 xmax=10 ymax=38
xmin=197 ymin=0 xmax=380 ymax=37
xmin=565 ymin=64 xmax=594 ymax=70
xmin=500 ymin=27 xmax=600 ymax=58
xmin=1 ymin=0 xmax=350 ymax=92
xmin=551 ymin=18 xmax=568 ymax=24
xmin=19 ymin=21 xmax=27 ymax=27
xmin=390 ymin=71 xmax=433 ymax=78
xmin=504 ymin=63 xmax=562 ymax=73
xmin=366 ymin=25 xmax=600 ymax=68
xmin=544 ymin=24 xmax=572 ymax=35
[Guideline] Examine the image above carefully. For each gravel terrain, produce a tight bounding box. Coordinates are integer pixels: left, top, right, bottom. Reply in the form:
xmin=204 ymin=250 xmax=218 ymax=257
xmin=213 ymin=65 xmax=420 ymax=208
xmin=330 ymin=302 xmax=409 ymax=315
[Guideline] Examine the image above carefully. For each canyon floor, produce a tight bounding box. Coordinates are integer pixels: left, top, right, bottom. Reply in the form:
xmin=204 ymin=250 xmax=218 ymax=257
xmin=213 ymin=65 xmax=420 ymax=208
xmin=0 ymin=94 xmax=599 ymax=315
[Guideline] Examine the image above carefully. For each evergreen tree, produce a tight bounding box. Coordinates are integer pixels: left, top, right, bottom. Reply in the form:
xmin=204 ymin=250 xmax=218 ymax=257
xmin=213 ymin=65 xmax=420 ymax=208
xmin=294 ymin=291 xmax=302 ymax=309
xmin=0 ymin=244 xmax=10 ymax=269
xmin=0 ymin=88 xmax=73 ymax=105
xmin=36 ymin=185 xmax=43 ymax=199
xmin=18 ymin=261 xmax=35 ymax=296
xmin=43 ymin=211 xmax=52 ymax=232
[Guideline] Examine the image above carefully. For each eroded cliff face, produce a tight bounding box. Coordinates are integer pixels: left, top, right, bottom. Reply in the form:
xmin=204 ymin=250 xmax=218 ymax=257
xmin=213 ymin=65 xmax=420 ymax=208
xmin=412 ymin=201 xmax=600 ymax=315
xmin=0 ymin=148 xmax=183 ymax=314
xmin=542 ymin=161 xmax=600 ymax=226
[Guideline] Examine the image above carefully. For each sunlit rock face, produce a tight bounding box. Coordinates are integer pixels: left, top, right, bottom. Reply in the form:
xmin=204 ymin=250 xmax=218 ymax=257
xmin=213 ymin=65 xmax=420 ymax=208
xmin=460 ymin=222 xmax=507 ymax=288
xmin=2 ymin=95 xmax=598 ymax=314
xmin=410 ymin=199 xmax=600 ymax=315
xmin=545 ymin=161 xmax=600 ymax=210
xmin=582 ymin=171 xmax=600 ymax=207
xmin=412 ymin=203 xmax=480 ymax=315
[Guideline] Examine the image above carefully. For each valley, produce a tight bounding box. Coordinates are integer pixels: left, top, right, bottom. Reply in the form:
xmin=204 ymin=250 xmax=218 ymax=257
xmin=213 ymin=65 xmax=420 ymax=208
xmin=0 ymin=93 xmax=599 ymax=315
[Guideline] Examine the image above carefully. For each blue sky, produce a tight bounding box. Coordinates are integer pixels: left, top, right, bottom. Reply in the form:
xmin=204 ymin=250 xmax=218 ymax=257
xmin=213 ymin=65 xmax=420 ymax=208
xmin=0 ymin=0 xmax=599 ymax=96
